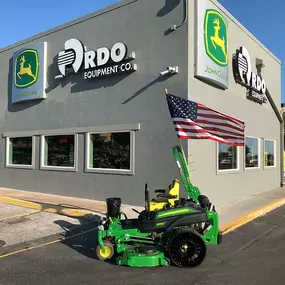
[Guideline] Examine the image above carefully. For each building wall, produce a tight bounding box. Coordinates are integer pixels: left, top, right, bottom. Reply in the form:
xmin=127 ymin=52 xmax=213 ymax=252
xmin=187 ymin=0 xmax=282 ymax=206
xmin=0 ymin=0 xmax=189 ymax=206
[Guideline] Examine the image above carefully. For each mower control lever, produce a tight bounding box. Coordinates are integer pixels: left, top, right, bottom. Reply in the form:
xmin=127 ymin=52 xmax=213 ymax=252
xmin=154 ymin=189 xmax=166 ymax=193
xmin=132 ymin=208 xmax=140 ymax=214
xmin=157 ymin=193 xmax=178 ymax=199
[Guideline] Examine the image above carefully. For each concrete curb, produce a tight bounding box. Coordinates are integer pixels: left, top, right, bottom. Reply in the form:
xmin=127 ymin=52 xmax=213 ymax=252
xmin=0 ymin=196 xmax=94 ymax=219
xmin=220 ymin=197 xmax=285 ymax=234
xmin=1 ymin=194 xmax=285 ymax=233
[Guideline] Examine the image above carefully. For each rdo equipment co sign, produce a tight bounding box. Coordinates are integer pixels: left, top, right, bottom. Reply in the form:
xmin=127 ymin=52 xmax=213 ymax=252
xmin=233 ymin=46 xmax=267 ymax=104
xmin=57 ymin=38 xmax=137 ymax=80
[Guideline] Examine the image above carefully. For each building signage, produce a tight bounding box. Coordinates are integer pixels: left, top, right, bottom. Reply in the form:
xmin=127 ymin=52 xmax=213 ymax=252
xmin=194 ymin=0 xmax=229 ymax=89
xmin=57 ymin=38 xmax=137 ymax=80
xmin=233 ymin=46 xmax=267 ymax=104
xmin=11 ymin=42 xmax=47 ymax=103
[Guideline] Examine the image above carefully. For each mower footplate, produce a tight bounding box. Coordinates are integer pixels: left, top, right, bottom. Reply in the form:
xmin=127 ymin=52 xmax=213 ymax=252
xmin=116 ymin=246 xmax=169 ymax=267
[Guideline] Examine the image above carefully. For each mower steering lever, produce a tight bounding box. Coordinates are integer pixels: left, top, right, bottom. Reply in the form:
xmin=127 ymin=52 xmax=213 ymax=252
xmin=154 ymin=189 xmax=166 ymax=193
xmin=157 ymin=193 xmax=177 ymax=199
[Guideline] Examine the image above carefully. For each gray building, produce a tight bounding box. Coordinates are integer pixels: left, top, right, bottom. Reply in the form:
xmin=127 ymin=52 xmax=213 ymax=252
xmin=0 ymin=0 xmax=282 ymax=208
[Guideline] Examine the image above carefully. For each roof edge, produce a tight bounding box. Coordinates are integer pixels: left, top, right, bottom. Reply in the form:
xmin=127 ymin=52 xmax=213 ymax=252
xmin=211 ymin=0 xmax=281 ymax=65
xmin=0 ymin=0 xmax=138 ymax=54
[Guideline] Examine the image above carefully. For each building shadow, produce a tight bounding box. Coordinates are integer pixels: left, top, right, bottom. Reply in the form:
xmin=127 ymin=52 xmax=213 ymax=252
xmin=157 ymin=0 xmax=181 ymax=17
xmin=122 ymin=73 xmax=176 ymax=104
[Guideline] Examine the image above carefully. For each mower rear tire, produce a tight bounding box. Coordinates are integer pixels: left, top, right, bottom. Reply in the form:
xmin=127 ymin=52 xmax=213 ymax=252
xmin=166 ymin=227 xmax=207 ymax=268
xmin=96 ymin=240 xmax=114 ymax=261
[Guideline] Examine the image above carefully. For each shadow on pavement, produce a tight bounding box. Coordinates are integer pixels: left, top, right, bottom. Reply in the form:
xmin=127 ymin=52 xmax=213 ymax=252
xmin=54 ymin=213 xmax=103 ymax=260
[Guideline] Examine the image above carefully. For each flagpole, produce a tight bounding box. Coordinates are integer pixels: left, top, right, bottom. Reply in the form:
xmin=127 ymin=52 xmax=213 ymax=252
xmin=164 ymin=88 xmax=191 ymax=184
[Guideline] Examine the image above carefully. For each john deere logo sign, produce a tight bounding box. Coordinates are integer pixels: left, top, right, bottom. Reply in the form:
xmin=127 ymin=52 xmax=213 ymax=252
xmin=14 ymin=50 xmax=39 ymax=88
xmin=204 ymin=9 xmax=228 ymax=66
xmin=194 ymin=0 xmax=229 ymax=89
xmin=12 ymin=42 xmax=47 ymax=103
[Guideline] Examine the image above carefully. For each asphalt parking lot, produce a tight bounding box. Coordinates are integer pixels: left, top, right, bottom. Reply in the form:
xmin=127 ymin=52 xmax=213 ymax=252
xmin=0 ymin=203 xmax=90 ymax=247
xmin=1 ymin=204 xmax=285 ymax=285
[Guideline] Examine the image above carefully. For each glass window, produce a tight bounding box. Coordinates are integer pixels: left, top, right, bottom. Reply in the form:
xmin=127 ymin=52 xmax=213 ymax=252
xmin=88 ymin=132 xmax=130 ymax=170
xmin=42 ymin=135 xmax=75 ymax=167
xmin=8 ymin=137 xmax=33 ymax=165
xmin=218 ymin=143 xmax=238 ymax=171
xmin=245 ymin=137 xmax=260 ymax=168
xmin=264 ymin=139 xmax=275 ymax=167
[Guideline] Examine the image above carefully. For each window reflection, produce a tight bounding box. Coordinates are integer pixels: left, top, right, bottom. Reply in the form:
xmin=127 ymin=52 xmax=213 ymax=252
xmin=245 ymin=137 xmax=259 ymax=168
xmin=89 ymin=132 xmax=130 ymax=170
xmin=218 ymin=143 xmax=237 ymax=170
xmin=44 ymin=135 xmax=75 ymax=167
xmin=9 ymin=137 xmax=33 ymax=165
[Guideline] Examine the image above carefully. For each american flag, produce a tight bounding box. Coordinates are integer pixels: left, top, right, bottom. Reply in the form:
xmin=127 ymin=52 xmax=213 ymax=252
xmin=166 ymin=94 xmax=245 ymax=146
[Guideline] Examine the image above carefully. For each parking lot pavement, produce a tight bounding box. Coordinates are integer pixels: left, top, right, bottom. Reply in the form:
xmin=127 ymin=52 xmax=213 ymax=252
xmin=0 ymin=202 xmax=94 ymax=248
xmin=1 ymin=205 xmax=285 ymax=285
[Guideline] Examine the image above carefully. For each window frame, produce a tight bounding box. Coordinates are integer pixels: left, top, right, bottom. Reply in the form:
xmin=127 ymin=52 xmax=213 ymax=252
xmin=40 ymin=133 xmax=78 ymax=172
xmin=264 ymin=139 xmax=276 ymax=169
xmin=85 ymin=130 xmax=135 ymax=175
xmin=244 ymin=136 xmax=261 ymax=171
xmin=216 ymin=142 xmax=240 ymax=174
xmin=5 ymin=135 xmax=36 ymax=169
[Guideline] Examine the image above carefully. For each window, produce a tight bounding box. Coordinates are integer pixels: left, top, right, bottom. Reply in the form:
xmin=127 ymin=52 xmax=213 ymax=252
xmin=41 ymin=134 xmax=78 ymax=170
xmin=264 ymin=139 xmax=276 ymax=167
xmin=217 ymin=143 xmax=238 ymax=171
xmin=245 ymin=137 xmax=260 ymax=169
xmin=86 ymin=131 xmax=134 ymax=174
xmin=6 ymin=136 xmax=35 ymax=168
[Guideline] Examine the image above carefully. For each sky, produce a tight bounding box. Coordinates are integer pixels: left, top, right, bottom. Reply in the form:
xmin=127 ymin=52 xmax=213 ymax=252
xmin=0 ymin=0 xmax=284 ymax=102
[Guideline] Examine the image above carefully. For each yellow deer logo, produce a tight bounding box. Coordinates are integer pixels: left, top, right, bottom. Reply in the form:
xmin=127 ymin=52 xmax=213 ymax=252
xmin=210 ymin=18 xmax=228 ymax=62
xmin=17 ymin=56 xmax=36 ymax=80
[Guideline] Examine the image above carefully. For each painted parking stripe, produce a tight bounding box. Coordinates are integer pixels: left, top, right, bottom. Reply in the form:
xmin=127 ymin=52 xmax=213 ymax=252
xmin=0 ymin=227 xmax=98 ymax=259
xmin=0 ymin=210 xmax=40 ymax=221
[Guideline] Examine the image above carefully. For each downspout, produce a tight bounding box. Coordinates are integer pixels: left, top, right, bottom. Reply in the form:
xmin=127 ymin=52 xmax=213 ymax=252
xmin=171 ymin=0 xmax=188 ymax=30
xmin=257 ymin=61 xmax=283 ymax=187
xmin=265 ymin=88 xmax=284 ymax=187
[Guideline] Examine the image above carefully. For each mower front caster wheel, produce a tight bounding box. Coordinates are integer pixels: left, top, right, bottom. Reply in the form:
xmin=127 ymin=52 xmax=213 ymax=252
xmin=96 ymin=240 xmax=114 ymax=261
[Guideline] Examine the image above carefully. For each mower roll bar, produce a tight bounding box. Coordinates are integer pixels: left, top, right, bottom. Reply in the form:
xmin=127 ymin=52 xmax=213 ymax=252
xmin=172 ymin=145 xmax=201 ymax=204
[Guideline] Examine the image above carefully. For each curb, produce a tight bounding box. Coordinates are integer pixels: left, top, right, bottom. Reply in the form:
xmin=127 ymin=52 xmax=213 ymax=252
xmin=0 ymin=196 xmax=95 ymax=219
xmin=1 ymin=195 xmax=285 ymax=232
xmin=220 ymin=197 xmax=285 ymax=234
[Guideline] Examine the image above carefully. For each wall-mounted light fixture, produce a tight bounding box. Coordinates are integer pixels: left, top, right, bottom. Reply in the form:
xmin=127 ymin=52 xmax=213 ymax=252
xmin=159 ymin=66 xmax=179 ymax=76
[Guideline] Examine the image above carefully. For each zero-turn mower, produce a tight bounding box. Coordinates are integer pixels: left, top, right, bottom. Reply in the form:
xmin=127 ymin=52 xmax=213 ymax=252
xmin=95 ymin=145 xmax=222 ymax=268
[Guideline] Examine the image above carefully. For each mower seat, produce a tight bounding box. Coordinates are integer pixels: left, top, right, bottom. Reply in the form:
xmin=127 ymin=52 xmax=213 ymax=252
xmin=149 ymin=179 xmax=180 ymax=211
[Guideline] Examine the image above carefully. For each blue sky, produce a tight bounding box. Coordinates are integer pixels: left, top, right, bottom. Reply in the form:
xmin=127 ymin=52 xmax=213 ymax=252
xmin=0 ymin=0 xmax=283 ymax=102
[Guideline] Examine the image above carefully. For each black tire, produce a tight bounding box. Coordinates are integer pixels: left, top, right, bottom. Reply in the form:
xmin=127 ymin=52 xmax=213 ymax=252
xmin=95 ymin=240 xmax=114 ymax=261
xmin=166 ymin=227 xmax=207 ymax=268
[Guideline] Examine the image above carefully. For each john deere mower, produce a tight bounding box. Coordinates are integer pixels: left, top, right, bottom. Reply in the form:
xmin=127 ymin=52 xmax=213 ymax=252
xmin=95 ymin=145 xmax=222 ymax=268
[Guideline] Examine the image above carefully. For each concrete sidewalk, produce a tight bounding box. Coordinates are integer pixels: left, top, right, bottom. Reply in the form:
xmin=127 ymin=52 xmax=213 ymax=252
xmin=0 ymin=186 xmax=284 ymax=231
xmin=0 ymin=187 xmax=144 ymax=220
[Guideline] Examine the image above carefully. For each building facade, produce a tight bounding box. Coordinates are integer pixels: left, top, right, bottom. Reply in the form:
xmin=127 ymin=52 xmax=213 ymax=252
xmin=0 ymin=0 xmax=282 ymax=207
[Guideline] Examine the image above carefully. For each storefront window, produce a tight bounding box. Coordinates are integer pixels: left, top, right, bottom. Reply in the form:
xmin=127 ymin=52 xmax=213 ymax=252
xmin=218 ymin=143 xmax=238 ymax=171
xmin=264 ymin=139 xmax=276 ymax=167
xmin=88 ymin=132 xmax=130 ymax=170
xmin=245 ymin=137 xmax=260 ymax=168
xmin=8 ymin=137 xmax=33 ymax=165
xmin=42 ymin=135 xmax=75 ymax=167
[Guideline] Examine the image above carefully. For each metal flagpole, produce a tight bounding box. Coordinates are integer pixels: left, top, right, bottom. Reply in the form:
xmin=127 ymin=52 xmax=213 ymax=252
xmin=164 ymin=88 xmax=192 ymax=184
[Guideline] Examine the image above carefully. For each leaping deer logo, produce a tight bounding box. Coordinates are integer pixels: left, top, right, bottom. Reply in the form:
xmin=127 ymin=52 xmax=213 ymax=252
xmin=17 ymin=55 xmax=36 ymax=80
xmin=210 ymin=18 xmax=228 ymax=62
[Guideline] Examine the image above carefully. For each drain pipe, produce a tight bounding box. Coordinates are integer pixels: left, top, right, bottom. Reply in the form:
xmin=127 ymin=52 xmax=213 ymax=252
xmin=256 ymin=58 xmax=284 ymax=187
xmin=263 ymin=88 xmax=284 ymax=187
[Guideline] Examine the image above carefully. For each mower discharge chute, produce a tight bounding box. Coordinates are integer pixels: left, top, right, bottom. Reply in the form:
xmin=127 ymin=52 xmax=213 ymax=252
xmin=95 ymin=145 xmax=222 ymax=268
